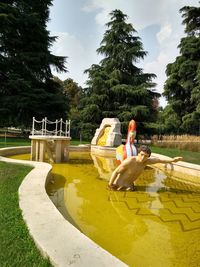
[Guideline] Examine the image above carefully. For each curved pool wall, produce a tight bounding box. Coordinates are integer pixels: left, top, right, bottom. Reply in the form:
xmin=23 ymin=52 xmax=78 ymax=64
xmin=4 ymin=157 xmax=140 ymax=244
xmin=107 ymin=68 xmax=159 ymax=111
xmin=0 ymin=145 xmax=200 ymax=267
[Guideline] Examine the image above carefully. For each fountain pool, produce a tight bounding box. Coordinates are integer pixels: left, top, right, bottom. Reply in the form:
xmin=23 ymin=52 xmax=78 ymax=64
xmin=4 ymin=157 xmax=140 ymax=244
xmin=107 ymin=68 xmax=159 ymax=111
xmin=10 ymin=151 xmax=200 ymax=267
xmin=47 ymin=153 xmax=200 ymax=267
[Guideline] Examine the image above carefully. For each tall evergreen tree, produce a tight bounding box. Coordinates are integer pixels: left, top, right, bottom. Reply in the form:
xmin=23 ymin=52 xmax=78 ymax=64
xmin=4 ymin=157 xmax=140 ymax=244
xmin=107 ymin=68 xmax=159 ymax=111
xmin=0 ymin=0 xmax=69 ymax=128
xmin=80 ymin=10 xmax=159 ymax=139
xmin=163 ymin=4 xmax=200 ymax=134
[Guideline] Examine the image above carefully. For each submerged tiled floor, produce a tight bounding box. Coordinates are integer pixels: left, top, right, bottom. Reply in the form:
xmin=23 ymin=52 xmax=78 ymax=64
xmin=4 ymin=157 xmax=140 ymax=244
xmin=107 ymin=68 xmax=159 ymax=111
xmin=108 ymin=190 xmax=200 ymax=232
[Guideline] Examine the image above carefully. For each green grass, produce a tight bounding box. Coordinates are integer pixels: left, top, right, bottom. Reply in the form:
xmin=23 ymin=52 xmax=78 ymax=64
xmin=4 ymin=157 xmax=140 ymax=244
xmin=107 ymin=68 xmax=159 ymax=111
xmin=0 ymin=161 xmax=52 ymax=267
xmin=71 ymin=139 xmax=90 ymax=145
xmin=0 ymin=137 xmax=31 ymax=147
xmin=150 ymin=145 xmax=200 ymax=165
xmin=0 ymin=137 xmax=89 ymax=148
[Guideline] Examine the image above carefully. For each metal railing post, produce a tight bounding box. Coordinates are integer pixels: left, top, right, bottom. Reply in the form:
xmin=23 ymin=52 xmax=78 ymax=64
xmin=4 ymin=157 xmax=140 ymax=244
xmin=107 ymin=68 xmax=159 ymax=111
xmin=55 ymin=119 xmax=58 ymax=136
xmin=32 ymin=117 xmax=35 ymax=135
xmin=44 ymin=117 xmax=47 ymax=135
xmin=60 ymin=118 xmax=63 ymax=136
xmin=69 ymin=120 xmax=71 ymax=137
xmin=42 ymin=118 xmax=44 ymax=135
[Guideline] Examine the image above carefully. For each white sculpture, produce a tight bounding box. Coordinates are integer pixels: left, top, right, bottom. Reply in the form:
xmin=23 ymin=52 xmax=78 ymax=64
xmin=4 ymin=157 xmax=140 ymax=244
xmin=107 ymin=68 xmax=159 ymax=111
xmin=91 ymin=118 xmax=122 ymax=147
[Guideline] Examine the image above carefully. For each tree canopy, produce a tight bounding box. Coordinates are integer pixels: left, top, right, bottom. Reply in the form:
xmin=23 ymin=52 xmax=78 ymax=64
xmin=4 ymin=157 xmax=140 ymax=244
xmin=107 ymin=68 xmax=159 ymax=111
xmin=54 ymin=77 xmax=82 ymax=138
xmin=0 ymin=0 xmax=69 ymax=128
xmin=80 ymin=9 xmax=159 ymax=139
xmin=163 ymin=4 xmax=200 ymax=134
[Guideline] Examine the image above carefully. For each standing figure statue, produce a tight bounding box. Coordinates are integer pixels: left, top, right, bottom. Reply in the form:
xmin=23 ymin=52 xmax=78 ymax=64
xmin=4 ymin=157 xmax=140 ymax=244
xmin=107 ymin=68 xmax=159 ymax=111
xmin=116 ymin=120 xmax=137 ymax=162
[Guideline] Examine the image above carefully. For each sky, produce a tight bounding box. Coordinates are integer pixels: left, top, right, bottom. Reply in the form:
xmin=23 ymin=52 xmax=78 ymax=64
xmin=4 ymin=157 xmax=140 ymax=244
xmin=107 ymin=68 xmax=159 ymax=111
xmin=47 ymin=0 xmax=199 ymax=107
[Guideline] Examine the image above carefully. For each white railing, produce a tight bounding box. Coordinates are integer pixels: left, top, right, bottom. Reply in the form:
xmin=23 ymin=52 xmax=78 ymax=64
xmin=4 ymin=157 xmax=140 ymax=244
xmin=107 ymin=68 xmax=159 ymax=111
xmin=31 ymin=117 xmax=70 ymax=137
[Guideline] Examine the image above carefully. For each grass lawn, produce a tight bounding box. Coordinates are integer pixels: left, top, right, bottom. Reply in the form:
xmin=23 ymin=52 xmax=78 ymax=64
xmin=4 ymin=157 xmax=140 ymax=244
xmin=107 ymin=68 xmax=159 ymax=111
xmin=150 ymin=145 xmax=200 ymax=165
xmin=0 ymin=161 xmax=52 ymax=267
xmin=0 ymin=137 xmax=31 ymax=147
xmin=0 ymin=137 xmax=89 ymax=148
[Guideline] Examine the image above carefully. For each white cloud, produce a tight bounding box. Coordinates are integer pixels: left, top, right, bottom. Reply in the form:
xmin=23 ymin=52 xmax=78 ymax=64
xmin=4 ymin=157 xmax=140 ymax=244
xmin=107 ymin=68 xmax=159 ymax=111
xmin=143 ymin=48 xmax=178 ymax=107
xmin=82 ymin=0 xmax=171 ymax=30
xmin=50 ymin=31 xmax=102 ymax=86
xmin=144 ymin=52 xmax=167 ymax=92
xmin=50 ymin=32 xmax=86 ymax=84
xmin=156 ymin=23 xmax=172 ymax=44
xmin=52 ymin=32 xmax=84 ymax=57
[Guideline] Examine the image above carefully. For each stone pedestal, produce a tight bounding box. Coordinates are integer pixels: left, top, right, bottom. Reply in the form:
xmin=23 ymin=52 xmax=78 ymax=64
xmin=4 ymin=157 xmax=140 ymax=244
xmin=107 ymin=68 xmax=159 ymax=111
xmin=29 ymin=135 xmax=71 ymax=163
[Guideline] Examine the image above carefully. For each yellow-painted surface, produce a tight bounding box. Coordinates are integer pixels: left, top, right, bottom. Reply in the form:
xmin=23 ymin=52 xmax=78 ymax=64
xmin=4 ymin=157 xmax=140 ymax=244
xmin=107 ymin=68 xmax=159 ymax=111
xmin=97 ymin=126 xmax=111 ymax=146
xmin=11 ymin=153 xmax=200 ymax=267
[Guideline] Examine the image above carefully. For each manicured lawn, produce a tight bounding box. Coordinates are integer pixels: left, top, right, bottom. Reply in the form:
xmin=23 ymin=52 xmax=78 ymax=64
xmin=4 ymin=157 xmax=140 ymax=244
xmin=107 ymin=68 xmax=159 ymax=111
xmin=0 ymin=137 xmax=31 ymax=147
xmin=150 ymin=145 xmax=200 ymax=165
xmin=0 ymin=161 xmax=52 ymax=267
xmin=0 ymin=137 xmax=89 ymax=148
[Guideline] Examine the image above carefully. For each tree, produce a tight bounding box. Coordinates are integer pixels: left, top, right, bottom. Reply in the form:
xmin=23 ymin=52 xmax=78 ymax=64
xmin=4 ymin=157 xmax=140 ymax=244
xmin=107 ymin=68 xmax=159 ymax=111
xmin=62 ymin=78 xmax=82 ymax=108
xmin=79 ymin=9 xmax=159 ymax=140
xmin=54 ymin=77 xmax=82 ymax=138
xmin=159 ymin=106 xmax=182 ymax=135
xmin=0 ymin=0 xmax=69 ymax=128
xmin=163 ymin=4 xmax=200 ymax=134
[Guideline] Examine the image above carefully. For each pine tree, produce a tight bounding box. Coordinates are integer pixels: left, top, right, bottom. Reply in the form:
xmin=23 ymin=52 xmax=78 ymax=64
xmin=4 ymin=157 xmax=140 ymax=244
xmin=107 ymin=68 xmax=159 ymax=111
xmin=0 ymin=0 xmax=69 ymax=128
xmin=80 ymin=10 xmax=159 ymax=139
xmin=163 ymin=4 xmax=200 ymax=134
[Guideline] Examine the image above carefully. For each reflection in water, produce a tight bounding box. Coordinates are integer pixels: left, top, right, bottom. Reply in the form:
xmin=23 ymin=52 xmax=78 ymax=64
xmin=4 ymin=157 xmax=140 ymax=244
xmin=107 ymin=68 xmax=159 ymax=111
xmin=90 ymin=152 xmax=116 ymax=180
xmin=13 ymin=152 xmax=200 ymax=267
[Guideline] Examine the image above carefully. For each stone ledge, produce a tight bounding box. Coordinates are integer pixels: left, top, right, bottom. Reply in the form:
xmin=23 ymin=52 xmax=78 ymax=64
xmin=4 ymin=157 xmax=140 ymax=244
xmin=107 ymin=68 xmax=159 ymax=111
xmin=0 ymin=146 xmax=31 ymax=156
xmin=91 ymin=145 xmax=116 ymax=157
xmin=151 ymin=153 xmax=200 ymax=184
xmin=69 ymin=145 xmax=91 ymax=152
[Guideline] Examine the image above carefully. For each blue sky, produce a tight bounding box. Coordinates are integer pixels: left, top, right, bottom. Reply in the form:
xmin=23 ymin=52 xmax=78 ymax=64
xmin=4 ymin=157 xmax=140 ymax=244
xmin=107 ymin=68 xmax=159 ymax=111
xmin=47 ymin=0 xmax=199 ymax=107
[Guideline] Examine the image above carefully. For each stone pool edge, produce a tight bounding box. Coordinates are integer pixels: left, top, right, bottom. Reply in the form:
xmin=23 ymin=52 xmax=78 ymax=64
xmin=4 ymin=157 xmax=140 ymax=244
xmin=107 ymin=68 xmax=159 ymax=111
xmin=152 ymin=152 xmax=200 ymax=183
xmin=0 ymin=146 xmax=128 ymax=267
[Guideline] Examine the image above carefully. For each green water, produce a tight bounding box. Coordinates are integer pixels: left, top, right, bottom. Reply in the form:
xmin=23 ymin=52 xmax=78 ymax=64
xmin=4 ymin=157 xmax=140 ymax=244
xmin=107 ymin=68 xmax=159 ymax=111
xmin=11 ymin=152 xmax=200 ymax=267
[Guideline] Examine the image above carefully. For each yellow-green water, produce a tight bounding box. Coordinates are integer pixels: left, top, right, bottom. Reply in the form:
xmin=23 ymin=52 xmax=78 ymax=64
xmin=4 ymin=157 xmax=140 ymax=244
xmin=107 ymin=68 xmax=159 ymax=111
xmin=11 ymin=152 xmax=200 ymax=267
